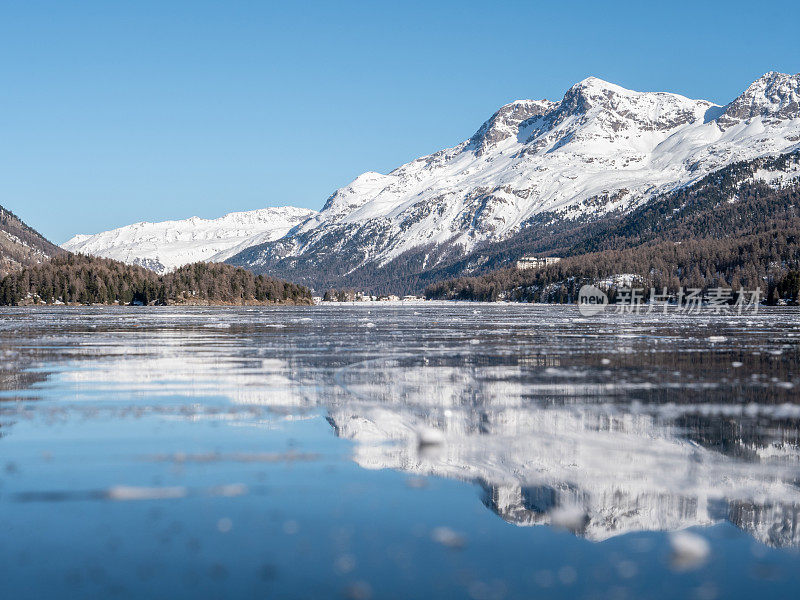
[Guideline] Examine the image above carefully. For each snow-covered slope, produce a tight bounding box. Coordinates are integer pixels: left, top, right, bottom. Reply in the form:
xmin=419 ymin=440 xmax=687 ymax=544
xmin=1 ymin=204 xmax=62 ymax=276
xmin=65 ymin=72 xmax=800 ymax=284
xmin=62 ymin=206 xmax=316 ymax=273
xmin=230 ymin=72 xmax=800 ymax=285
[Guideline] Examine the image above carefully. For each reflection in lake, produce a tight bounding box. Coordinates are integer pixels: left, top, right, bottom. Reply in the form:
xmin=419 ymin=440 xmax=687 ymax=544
xmin=0 ymin=304 xmax=799 ymax=598
xmin=327 ymin=355 xmax=800 ymax=548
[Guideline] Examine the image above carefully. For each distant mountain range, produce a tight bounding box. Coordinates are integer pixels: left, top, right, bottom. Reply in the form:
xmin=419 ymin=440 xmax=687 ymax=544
xmin=62 ymin=206 xmax=315 ymax=275
xmin=50 ymin=72 xmax=800 ymax=292
xmin=0 ymin=204 xmax=62 ymax=277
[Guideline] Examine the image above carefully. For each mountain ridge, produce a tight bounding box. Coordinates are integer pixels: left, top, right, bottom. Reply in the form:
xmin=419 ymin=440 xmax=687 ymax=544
xmin=0 ymin=204 xmax=63 ymax=277
xmin=57 ymin=72 xmax=800 ymax=292
xmin=62 ymin=206 xmax=316 ymax=274
xmin=226 ymin=72 xmax=800 ymax=291
xmin=424 ymin=150 xmax=800 ymax=302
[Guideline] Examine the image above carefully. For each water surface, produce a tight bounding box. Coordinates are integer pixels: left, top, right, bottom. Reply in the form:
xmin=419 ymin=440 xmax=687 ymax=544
xmin=1 ymin=304 xmax=799 ymax=599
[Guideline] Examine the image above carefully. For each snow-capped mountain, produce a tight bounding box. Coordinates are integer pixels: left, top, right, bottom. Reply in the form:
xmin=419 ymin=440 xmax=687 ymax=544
xmin=63 ymin=73 xmax=800 ymax=286
xmin=62 ymin=206 xmax=316 ymax=273
xmin=228 ymin=72 xmax=800 ymax=289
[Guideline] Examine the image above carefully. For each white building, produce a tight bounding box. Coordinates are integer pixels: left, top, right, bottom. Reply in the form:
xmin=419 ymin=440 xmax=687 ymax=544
xmin=516 ymin=256 xmax=561 ymax=270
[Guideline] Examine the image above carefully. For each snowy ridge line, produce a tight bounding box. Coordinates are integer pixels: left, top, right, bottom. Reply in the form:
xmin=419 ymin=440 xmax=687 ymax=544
xmin=62 ymin=72 xmax=800 ymax=284
xmin=62 ymin=206 xmax=316 ymax=274
xmin=226 ymin=72 xmax=800 ymax=286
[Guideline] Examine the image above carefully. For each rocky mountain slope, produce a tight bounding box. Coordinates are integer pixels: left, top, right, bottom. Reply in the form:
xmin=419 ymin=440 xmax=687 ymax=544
xmin=62 ymin=206 xmax=316 ymax=274
xmin=424 ymin=150 xmax=800 ymax=301
xmin=0 ymin=204 xmax=62 ymax=276
xmin=64 ymin=72 xmax=800 ymax=291
xmin=227 ymin=72 xmax=800 ymax=291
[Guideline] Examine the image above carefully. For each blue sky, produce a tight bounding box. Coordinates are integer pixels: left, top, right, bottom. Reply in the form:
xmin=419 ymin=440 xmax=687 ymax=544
xmin=2 ymin=1 xmax=798 ymax=243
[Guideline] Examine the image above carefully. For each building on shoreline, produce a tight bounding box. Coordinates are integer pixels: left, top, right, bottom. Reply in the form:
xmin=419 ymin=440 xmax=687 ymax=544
xmin=516 ymin=256 xmax=561 ymax=271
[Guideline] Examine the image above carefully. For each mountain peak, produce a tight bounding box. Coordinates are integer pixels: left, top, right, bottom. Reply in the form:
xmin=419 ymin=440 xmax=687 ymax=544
xmin=61 ymin=206 xmax=316 ymax=273
xmin=758 ymin=70 xmax=796 ymax=84
xmin=571 ymin=76 xmax=631 ymax=94
xmin=555 ymin=77 xmax=647 ymax=121
xmin=562 ymin=76 xmax=637 ymax=105
xmin=63 ymin=72 xmax=800 ymax=291
xmin=550 ymin=76 xmax=711 ymax=137
xmin=469 ymin=99 xmax=556 ymax=154
xmin=723 ymin=71 xmax=800 ymax=121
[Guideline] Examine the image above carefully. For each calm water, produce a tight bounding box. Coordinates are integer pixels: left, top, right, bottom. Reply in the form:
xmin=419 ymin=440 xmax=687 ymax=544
xmin=1 ymin=304 xmax=799 ymax=599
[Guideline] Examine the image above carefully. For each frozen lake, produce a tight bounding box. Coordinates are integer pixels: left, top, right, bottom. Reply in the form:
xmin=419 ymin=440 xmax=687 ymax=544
xmin=1 ymin=304 xmax=799 ymax=599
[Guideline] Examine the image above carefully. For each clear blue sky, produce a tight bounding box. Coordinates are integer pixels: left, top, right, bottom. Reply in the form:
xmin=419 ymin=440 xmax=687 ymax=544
xmin=2 ymin=0 xmax=798 ymax=243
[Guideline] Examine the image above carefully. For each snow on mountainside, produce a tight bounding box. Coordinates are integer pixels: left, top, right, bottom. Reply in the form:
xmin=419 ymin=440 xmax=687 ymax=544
xmin=1 ymin=204 xmax=62 ymax=276
xmin=722 ymin=71 xmax=800 ymax=121
xmin=62 ymin=206 xmax=316 ymax=273
xmin=229 ymin=72 xmax=800 ymax=287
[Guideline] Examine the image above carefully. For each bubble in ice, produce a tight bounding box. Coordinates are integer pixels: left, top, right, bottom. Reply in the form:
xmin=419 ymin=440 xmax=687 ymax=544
xmin=405 ymin=476 xmax=428 ymax=489
xmin=217 ymin=517 xmax=232 ymax=533
xmin=669 ymin=530 xmax=710 ymax=571
xmin=616 ymin=560 xmax=638 ymax=579
xmin=335 ymin=554 xmax=357 ymax=574
xmin=550 ymin=505 xmax=589 ymax=532
xmin=431 ymin=526 xmax=465 ymax=549
xmin=558 ymin=565 xmax=577 ymax=585
xmin=344 ymin=581 xmax=372 ymax=600
xmin=106 ymin=485 xmax=186 ymax=501
xmin=283 ymin=520 xmax=299 ymax=535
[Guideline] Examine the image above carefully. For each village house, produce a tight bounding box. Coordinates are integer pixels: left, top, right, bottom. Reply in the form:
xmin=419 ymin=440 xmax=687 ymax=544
xmin=515 ymin=256 xmax=561 ymax=270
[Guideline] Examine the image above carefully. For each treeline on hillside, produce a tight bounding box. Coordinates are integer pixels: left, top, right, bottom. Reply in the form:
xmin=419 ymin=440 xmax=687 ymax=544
xmin=0 ymin=204 xmax=63 ymax=276
xmin=418 ymin=152 xmax=800 ymax=297
xmin=425 ymin=229 xmax=800 ymax=304
xmin=426 ymin=152 xmax=800 ymax=304
xmin=0 ymin=205 xmax=62 ymax=256
xmin=0 ymin=254 xmax=312 ymax=306
xmin=568 ymin=152 xmax=800 ymax=255
xmin=228 ymin=152 xmax=800 ymax=296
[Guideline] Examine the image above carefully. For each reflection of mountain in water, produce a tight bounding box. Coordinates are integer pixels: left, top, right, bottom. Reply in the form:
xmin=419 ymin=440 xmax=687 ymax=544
xmin=324 ymin=359 xmax=800 ymax=547
xmin=2 ymin=310 xmax=799 ymax=547
xmin=482 ymin=484 xmax=800 ymax=548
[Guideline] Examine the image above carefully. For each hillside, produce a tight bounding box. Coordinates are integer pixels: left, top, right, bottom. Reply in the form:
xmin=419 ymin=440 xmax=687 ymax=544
xmin=225 ymin=72 xmax=800 ymax=292
xmin=62 ymin=206 xmax=316 ymax=274
xmin=0 ymin=204 xmax=63 ymax=276
xmin=424 ymin=152 xmax=800 ymax=303
xmin=0 ymin=254 xmax=312 ymax=306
